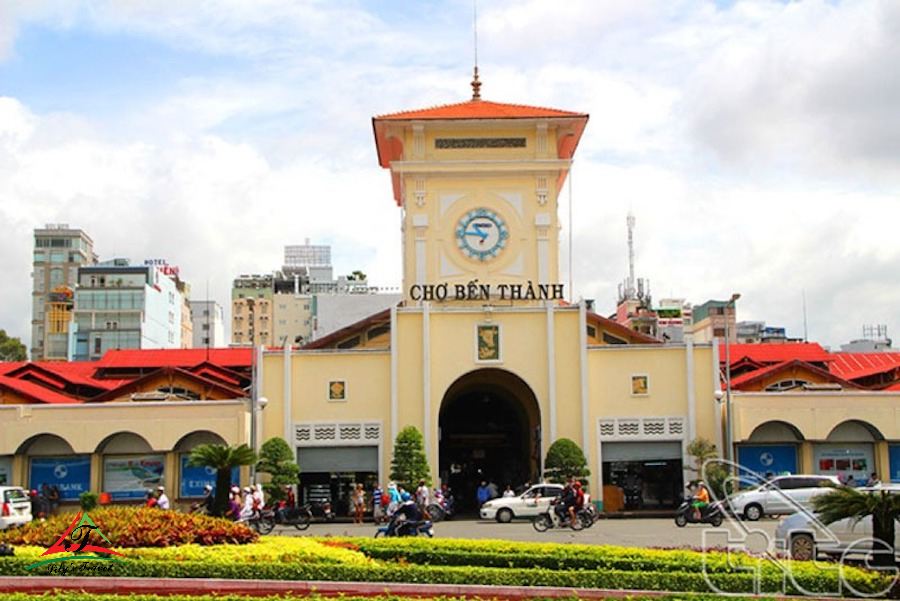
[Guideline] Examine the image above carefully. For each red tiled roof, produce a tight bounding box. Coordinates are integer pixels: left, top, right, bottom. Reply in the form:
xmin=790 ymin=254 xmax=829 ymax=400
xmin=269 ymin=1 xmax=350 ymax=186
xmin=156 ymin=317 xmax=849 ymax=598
xmin=0 ymin=375 xmax=81 ymax=404
xmin=720 ymin=342 xmax=832 ymax=366
xmin=97 ymin=348 xmax=252 ymax=369
xmin=374 ymin=99 xmax=588 ymax=121
xmin=88 ymin=366 xmax=245 ymax=403
xmin=0 ymin=362 xmax=26 ymax=376
xmin=829 ymin=352 xmax=900 ymax=380
xmin=729 ymin=359 xmax=862 ymax=390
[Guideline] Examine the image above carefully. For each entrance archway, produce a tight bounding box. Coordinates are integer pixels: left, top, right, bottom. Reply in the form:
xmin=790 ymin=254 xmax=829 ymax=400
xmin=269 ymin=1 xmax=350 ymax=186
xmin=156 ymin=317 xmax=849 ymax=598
xmin=438 ymin=369 xmax=540 ymax=512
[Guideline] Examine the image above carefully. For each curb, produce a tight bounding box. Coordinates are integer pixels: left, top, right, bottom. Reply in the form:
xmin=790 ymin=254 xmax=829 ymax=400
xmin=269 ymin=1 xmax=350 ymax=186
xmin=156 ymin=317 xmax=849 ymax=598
xmin=0 ymin=577 xmax=669 ymax=599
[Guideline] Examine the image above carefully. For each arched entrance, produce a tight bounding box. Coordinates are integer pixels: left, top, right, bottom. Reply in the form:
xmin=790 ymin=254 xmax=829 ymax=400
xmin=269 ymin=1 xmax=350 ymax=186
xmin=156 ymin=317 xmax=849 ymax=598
xmin=438 ymin=368 xmax=540 ymax=512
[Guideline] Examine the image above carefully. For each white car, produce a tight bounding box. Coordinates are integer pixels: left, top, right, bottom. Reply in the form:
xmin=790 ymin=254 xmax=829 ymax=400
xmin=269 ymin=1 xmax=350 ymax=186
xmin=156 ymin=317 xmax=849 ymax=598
xmin=0 ymin=486 xmax=32 ymax=530
xmin=479 ymin=483 xmax=564 ymax=523
xmin=774 ymin=485 xmax=900 ymax=561
xmin=725 ymin=474 xmax=840 ymax=521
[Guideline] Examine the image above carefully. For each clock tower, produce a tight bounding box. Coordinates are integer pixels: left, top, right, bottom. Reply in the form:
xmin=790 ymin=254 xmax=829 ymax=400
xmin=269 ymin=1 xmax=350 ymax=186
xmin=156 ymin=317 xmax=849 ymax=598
xmin=373 ymin=76 xmax=588 ymax=306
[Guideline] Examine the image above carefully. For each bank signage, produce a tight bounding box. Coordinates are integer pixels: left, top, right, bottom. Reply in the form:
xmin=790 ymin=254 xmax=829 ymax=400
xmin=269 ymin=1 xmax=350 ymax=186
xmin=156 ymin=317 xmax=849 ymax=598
xmin=179 ymin=455 xmax=238 ymax=498
xmin=409 ymin=280 xmax=564 ymax=302
xmin=736 ymin=445 xmax=797 ymax=478
xmin=29 ymin=456 xmax=91 ymax=501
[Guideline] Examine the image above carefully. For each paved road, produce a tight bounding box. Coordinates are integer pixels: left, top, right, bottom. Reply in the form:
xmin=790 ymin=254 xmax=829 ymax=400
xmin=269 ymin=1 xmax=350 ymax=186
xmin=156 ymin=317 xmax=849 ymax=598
xmin=275 ymin=516 xmax=783 ymax=552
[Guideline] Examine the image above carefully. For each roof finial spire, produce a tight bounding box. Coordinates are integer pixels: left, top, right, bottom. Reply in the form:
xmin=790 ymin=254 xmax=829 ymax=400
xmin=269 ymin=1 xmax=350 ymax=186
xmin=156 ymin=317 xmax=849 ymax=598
xmin=471 ymin=0 xmax=482 ymax=101
xmin=471 ymin=66 xmax=482 ymax=101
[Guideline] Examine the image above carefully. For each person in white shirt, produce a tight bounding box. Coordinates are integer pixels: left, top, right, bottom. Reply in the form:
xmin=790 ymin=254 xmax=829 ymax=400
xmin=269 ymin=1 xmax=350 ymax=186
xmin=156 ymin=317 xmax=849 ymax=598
xmin=240 ymin=486 xmax=256 ymax=520
xmin=156 ymin=486 xmax=170 ymax=510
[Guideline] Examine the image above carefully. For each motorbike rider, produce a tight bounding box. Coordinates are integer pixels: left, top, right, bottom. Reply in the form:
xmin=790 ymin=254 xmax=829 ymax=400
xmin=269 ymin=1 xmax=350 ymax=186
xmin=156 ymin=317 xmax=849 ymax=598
xmin=240 ymin=486 xmax=257 ymax=521
xmin=692 ymin=481 xmax=710 ymax=521
xmin=388 ymin=491 xmax=422 ymax=536
xmin=568 ymin=481 xmax=586 ymax=523
xmin=555 ymin=480 xmax=577 ymax=525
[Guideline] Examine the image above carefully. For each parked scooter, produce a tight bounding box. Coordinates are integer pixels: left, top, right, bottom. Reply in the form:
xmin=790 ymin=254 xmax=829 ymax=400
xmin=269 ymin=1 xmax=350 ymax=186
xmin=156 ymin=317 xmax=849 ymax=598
xmin=674 ymin=499 xmax=724 ymax=527
xmin=532 ymin=499 xmax=583 ymax=532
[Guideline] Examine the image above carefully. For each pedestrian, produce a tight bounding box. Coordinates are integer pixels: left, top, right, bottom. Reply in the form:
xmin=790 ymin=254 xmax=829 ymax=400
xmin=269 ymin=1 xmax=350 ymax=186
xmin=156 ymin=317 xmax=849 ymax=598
xmin=477 ymin=481 xmax=490 ymax=507
xmin=145 ymin=489 xmax=158 ymax=508
xmin=49 ymin=485 xmax=60 ymax=515
xmin=353 ymin=483 xmax=366 ymax=524
xmin=502 ymin=485 xmax=515 ymax=498
xmin=415 ymin=479 xmax=430 ymax=511
xmin=229 ymin=486 xmax=241 ymax=521
xmin=487 ymin=480 xmax=499 ymax=499
xmin=387 ymin=482 xmax=401 ymax=516
xmin=866 ymin=472 xmax=881 ymax=487
xmin=372 ymin=483 xmax=384 ymax=524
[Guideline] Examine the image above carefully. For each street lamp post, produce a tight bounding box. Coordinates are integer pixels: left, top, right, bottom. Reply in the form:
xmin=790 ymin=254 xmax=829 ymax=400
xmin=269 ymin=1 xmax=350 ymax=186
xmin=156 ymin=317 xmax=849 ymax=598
xmin=723 ymin=293 xmax=740 ymax=464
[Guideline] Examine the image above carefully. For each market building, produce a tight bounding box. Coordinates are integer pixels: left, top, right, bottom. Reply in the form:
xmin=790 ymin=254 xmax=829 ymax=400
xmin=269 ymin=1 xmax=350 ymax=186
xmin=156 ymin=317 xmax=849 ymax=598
xmin=4 ymin=78 xmax=900 ymax=514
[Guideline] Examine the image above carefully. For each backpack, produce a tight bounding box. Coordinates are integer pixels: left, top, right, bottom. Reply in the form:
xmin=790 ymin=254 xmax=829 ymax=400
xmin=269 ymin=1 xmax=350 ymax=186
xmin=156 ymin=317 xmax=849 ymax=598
xmin=381 ymin=492 xmax=390 ymax=506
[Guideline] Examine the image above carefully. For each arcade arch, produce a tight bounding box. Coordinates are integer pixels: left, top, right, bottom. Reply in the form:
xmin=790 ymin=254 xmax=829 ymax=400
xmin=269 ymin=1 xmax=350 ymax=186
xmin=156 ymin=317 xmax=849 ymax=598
xmin=438 ymin=368 xmax=540 ymax=512
xmin=737 ymin=420 xmax=805 ymax=477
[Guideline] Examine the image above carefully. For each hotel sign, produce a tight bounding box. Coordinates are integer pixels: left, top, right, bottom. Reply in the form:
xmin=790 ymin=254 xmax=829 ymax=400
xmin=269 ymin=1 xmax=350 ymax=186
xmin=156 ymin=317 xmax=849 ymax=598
xmin=409 ymin=280 xmax=564 ymax=302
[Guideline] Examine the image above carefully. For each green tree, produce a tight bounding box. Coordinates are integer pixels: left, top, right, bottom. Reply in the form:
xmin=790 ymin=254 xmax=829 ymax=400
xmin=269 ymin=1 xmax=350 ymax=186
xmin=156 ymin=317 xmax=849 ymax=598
xmin=0 ymin=330 xmax=26 ymax=362
xmin=543 ymin=438 xmax=590 ymax=484
xmin=187 ymin=443 xmax=256 ymax=517
xmin=347 ymin=270 xmax=367 ymax=281
xmin=686 ymin=436 xmax=728 ymax=500
xmin=390 ymin=425 xmax=430 ymax=491
xmin=256 ymin=436 xmax=300 ymax=503
xmin=812 ymin=486 xmax=900 ymax=567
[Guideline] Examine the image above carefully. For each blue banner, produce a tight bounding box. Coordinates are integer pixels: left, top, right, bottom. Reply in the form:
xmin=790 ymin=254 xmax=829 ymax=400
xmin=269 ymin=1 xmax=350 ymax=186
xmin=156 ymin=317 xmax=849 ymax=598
xmin=889 ymin=445 xmax=900 ymax=483
xmin=30 ymin=456 xmax=91 ymax=501
xmin=736 ymin=445 xmax=798 ymax=480
xmin=179 ymin=454 xmax=239 ymax=498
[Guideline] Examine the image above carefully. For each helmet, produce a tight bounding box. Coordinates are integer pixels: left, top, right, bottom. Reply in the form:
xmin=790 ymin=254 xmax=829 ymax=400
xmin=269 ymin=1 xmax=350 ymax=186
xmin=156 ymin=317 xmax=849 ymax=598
xmin=203 ymin=484 xmax=212 ymax=492
xmin=573 ymin=481 xmax=582 ymax=489
xmin=30 ymin=489 xmax=37 ymax=496
xmin=400 ymin=491 xmax=411 ymax=502
xmin=242 ymin=486 xmax=251 ymax=493
xmin=230 ymin=486 xmax=240 ymax=494
xmin=157 ymin=485 xmax=165 ymax=491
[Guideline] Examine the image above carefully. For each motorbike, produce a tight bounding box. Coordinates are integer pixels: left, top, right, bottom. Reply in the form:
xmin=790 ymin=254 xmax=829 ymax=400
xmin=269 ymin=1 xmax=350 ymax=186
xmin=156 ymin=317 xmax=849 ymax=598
xmin=375 ymin=513 xmax=434 ymax=538
xmin=532 ymin=500 xmax=584 ymax=532
xmin=674 ymin=499 xmax=724 ymax=527
xmin=424 ymin=495 xmax=455 ymax=523
xmin=237 ymin=508 xmax=276 ymax=534
xmin=272 ymin=502 xmax=313 ymax=530
xmin=311 ymin=499 xmax=335 ymax=522
xmin=577 ymin=503 xmax=598 ymax=528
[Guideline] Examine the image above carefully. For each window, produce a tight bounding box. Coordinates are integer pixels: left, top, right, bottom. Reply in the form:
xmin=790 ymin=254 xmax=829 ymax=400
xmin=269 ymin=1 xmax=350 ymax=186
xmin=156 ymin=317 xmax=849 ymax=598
xmin=631 ymin=374 xmax=649 ymax=396
xmin=713 ymin=328 xmax=725 ymax=337
xmin=93 ymin=337 xmax=102 ymax=355
xmin=202 ymin=324 xmax=209 ymax=331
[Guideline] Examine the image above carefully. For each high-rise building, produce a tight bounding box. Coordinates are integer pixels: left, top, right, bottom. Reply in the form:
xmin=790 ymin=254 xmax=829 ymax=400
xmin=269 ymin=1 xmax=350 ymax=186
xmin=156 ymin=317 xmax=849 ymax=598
xmin=31 ymin=224 xmax=97 ymax=361
xmin=72 ymin=259 xmax=185 ymax=360
xmin=231 ymin=244 xmax=400 ymax=347
xmin=190 ymin=300 xmax=226 ymax=349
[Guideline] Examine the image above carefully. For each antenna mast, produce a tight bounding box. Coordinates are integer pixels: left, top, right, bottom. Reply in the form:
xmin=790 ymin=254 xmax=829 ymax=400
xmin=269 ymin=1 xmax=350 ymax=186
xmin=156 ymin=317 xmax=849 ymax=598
xmin=626 ymin=211 xmax=636 ymax=299
xmin=471 ymin=0 xmax=481 ymax=100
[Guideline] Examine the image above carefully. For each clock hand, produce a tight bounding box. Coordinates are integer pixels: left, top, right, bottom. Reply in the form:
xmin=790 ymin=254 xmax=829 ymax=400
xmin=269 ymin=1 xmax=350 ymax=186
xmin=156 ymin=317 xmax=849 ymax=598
xmin=466 ymin=223 xmax=491 ymax=239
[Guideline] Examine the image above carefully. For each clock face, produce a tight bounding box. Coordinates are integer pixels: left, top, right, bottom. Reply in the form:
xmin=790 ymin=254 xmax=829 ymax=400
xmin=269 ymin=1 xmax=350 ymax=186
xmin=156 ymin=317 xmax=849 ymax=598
xmin=455 ymin=208 xmax=509 ymax=261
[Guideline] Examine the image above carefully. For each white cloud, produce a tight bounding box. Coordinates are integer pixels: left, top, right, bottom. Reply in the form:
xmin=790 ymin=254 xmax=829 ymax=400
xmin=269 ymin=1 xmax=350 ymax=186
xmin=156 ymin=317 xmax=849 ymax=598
xmin=0 ymin=1 xmax=898 ymax=352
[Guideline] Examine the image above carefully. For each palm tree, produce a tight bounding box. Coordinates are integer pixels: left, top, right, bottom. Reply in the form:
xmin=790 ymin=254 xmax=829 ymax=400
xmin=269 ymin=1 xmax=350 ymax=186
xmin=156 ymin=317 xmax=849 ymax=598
xmin=187 ymin=443 xmax=257 ymax=517
xmin=811 ymin=486 xmax=900 ymax=567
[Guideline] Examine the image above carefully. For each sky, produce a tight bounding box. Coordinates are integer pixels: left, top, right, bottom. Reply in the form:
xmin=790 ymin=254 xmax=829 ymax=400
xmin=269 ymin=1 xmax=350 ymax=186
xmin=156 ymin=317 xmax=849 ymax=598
xmin=1 ymin=0 xmax=898 ymax=352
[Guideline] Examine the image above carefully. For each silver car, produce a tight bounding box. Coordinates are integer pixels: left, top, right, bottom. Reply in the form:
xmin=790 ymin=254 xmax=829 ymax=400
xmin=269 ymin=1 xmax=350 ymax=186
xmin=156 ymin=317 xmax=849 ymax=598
xmin=774 ymin=485 xmax=900 ymax=561
xmin=479 ymin=483 xmax=564 ymax=523
xmin=725 ymin=474 xmax=840 ymax=521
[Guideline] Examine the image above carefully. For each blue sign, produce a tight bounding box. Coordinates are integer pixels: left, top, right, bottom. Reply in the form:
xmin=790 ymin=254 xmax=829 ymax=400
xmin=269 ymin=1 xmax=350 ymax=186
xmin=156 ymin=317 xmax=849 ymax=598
xmin=179 ymin=454 xmax=239 ymax=498
xmin=888 ymin=445 xmax=900 ymax=483
xmin=736 ymin=445 xmax=798 ymax=481
xmin=30 ymin=456 xmax=91 ymax=501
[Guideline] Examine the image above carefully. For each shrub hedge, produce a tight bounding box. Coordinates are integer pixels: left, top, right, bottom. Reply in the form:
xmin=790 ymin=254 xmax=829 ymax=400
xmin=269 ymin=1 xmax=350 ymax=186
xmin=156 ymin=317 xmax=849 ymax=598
xmin=0 ymin=508 xmax=256 ymax=547
xmin=0 ymin=533 xmax=894 ymax=598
